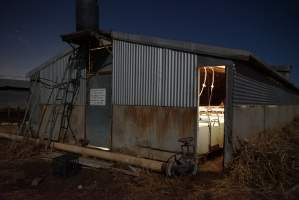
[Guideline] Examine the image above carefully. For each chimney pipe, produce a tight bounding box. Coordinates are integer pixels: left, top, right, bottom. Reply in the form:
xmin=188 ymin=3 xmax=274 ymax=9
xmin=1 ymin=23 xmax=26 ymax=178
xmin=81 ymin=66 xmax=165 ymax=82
xmin=76 ymin=0 xmax=99 ymax=31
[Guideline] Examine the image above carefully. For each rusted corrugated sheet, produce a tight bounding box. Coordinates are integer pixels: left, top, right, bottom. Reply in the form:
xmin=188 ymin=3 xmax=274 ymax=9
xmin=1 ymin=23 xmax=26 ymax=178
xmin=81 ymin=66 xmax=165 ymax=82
xmin=113 ymin=40 xmax=198 ymax=107
xmin=112 ymin=105 xmax=196 ymax=155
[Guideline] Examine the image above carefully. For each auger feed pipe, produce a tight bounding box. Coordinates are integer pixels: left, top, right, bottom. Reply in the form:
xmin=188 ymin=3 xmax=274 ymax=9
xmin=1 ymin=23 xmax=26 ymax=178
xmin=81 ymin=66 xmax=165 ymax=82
xmin=0 ymin=133 xmax=164 ymax=172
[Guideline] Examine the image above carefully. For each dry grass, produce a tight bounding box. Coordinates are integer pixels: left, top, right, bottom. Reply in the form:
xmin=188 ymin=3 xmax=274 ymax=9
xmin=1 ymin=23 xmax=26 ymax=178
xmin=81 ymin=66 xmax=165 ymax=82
xmin=5 ymin=139 xmax=42 ymax=160
xmin=215 ymin=118 xmax=299 ymax=195
xmin=1 ymin=118 xmax=299 ymax=199
xmin=118 ymin=118 xmax=299 ymax=199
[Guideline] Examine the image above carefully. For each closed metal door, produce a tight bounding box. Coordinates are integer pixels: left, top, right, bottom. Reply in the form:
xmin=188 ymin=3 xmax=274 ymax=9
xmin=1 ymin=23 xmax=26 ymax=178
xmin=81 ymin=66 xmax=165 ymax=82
xmin=86 ymin=74 xmax=112 ymax=148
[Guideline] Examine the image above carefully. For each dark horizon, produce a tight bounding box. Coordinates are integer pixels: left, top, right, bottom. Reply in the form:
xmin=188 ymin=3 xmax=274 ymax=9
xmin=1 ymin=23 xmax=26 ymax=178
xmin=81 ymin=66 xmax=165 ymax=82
xmin=0 ymin=0 xmax=298 ymax=85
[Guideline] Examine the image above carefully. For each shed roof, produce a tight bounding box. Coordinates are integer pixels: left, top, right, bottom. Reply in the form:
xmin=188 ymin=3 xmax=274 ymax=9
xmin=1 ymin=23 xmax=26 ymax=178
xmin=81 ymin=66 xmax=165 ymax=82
xmin=271 ymin=65 xmax=292 ymax=72
xmin=112 ymin=32 xmax=253 ymax=61
xmin=27 ymin=49 xmax=73 ymax=77
xmin=29 ymin=30 xmax=299 ymax=93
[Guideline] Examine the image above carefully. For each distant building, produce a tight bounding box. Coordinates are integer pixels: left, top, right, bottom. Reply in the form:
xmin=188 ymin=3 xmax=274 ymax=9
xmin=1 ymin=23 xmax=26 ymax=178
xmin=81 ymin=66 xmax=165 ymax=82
xmin=0 ymin=78 xmax=30 ymax=122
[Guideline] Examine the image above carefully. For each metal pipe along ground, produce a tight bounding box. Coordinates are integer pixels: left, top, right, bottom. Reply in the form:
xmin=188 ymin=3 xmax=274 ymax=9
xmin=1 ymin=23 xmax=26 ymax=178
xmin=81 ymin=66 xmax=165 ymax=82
xmin=0 ymin=132 xmax=164 ymax=172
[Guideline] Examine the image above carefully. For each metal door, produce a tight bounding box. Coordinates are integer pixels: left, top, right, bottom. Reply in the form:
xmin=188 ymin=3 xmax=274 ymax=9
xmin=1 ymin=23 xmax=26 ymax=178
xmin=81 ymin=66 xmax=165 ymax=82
xmin=86 ymin=74 xmax=112 ymax=148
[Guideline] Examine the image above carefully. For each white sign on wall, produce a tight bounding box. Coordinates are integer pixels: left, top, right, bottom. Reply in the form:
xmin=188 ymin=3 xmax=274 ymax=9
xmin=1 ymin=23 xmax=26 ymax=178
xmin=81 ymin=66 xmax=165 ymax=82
xmin=90 ymin=88 xmax=106 ymax=106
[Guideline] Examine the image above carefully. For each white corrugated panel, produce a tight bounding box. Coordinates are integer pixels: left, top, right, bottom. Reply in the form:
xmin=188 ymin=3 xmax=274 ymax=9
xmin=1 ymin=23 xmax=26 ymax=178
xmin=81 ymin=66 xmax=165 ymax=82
xmin=113 ymin=40 xmax=198 ymax=107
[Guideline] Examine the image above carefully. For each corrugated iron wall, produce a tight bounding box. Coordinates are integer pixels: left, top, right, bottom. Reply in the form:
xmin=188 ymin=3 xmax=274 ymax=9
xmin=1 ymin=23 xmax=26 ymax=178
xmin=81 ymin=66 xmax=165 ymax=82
xmin=233 ymin=72 xmax=273 ymax=104
xmin=113 ymin=40 xmax=198 ymax=107
xmin=30 ymin=40 xmax=299 ymax=108
xmin=233 ymin=63 xmax=299 ymax=105
xmin=35 ymin=51 xmax=86 ymax=106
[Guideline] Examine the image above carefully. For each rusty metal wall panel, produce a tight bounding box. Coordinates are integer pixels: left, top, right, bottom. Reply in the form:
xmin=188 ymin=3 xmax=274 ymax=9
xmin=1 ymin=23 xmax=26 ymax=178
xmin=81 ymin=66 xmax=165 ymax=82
xmin=37 ymin=51 xmax=86 ymax=106
xmin=113 ymin=40 xmax=198 ymax=107
xmin=112 ymin=105 xmax=197 ymax=155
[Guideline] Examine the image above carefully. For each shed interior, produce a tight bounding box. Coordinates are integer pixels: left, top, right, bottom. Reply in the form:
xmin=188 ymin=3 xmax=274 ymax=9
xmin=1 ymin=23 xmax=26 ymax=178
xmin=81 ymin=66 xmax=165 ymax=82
xmin=197 ymin=66 xmax=225 ymax=160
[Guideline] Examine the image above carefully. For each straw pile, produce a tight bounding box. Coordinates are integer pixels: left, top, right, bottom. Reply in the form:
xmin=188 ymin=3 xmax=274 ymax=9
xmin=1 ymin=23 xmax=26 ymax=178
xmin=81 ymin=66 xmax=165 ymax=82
xmin=226 ymin=118 xmax=299 ymax=192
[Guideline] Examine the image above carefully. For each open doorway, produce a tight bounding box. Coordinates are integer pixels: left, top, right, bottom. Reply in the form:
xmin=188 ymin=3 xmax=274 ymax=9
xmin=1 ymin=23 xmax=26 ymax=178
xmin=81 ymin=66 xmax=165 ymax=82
xmin=196 ymin=66 xmax=226 ymax=172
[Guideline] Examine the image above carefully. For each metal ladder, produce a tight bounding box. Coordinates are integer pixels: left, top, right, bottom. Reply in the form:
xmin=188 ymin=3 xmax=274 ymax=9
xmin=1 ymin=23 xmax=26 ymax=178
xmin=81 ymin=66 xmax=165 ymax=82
xmin=42 ymin=49 xmax=82 ymax=145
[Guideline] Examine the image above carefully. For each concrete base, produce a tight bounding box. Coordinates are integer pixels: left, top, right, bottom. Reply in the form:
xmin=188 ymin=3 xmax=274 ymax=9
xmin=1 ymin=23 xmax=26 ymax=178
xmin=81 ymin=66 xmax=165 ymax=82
xmin=232 ymin=105 xmax=299 ymax=143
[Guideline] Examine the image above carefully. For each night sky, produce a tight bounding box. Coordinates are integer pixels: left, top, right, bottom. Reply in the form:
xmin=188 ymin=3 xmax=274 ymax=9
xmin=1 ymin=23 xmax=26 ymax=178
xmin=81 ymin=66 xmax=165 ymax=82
xmin=0 ymin=0 xmax=298 ymax=85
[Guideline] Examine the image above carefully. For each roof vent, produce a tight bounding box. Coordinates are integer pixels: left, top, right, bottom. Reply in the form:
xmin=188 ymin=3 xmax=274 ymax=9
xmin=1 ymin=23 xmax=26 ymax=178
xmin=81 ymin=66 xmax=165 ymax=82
xmin=271 ymin=65 xmax=292 ymax=80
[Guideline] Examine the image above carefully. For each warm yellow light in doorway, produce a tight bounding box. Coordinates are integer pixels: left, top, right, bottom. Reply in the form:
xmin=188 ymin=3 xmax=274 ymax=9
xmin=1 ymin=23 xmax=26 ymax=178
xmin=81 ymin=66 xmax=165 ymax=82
xmin=215 ymin=65 xmax=226 ymax=69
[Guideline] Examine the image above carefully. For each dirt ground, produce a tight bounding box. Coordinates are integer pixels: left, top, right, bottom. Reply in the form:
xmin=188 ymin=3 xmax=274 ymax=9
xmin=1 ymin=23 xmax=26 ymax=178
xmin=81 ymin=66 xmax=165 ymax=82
xmin=0 ymin=139 xmax=216 ymax=200
xmin=0 ymin=123 xmax=299 ymax=199
xmin=0 ymin=125 xmax=18 ymax=134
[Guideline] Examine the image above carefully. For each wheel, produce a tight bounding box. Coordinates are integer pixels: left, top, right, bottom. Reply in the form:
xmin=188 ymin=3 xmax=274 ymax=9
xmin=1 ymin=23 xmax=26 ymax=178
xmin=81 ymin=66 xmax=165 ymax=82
xmin=165 ymin=154 xmax=198 ymax=177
